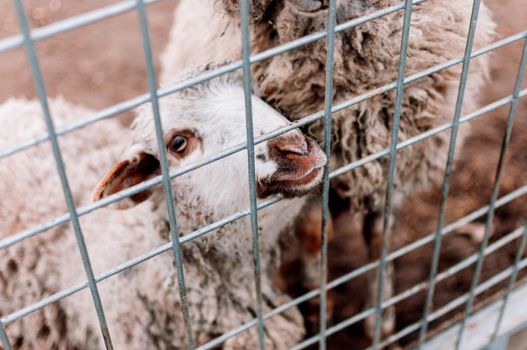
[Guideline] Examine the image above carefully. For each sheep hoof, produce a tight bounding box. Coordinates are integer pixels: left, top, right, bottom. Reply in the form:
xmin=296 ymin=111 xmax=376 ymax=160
xmin=287 ymin=0 xmax=324 ymax=13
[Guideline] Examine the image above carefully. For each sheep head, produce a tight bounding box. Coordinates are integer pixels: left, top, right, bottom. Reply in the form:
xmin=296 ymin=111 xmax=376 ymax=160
xmin=92 ymin=72 xmax=326 ymax=212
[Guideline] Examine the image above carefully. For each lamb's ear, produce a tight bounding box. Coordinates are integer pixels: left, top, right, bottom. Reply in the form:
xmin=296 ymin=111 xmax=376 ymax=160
xmin=92 ymin=148 xmax=161 ymax=209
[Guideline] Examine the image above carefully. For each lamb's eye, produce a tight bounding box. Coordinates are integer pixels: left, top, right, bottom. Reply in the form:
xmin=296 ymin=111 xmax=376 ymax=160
xmin=169 ymin=135 xmax=188 ymax=153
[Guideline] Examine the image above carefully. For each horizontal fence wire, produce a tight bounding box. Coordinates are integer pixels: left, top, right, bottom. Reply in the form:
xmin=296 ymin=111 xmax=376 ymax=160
xmin=1 ymin=26 xmax=523 ymax=162
xmin=199 ymin=221 xmax=527 ymax=350
xmin=0 ymin=26 xmax=524 ymax=164
xmin=1 ymin=0 xmax=526 ymax=349
xmin=197 ymin=214 xmax=527 ymax=350
xmin=301 ymin=260 xmax=527 ymax=350
xmin=2 ymin=82 xmax=525 ymax=254
xmin=0 ymin=0 xmax=424 ymax=55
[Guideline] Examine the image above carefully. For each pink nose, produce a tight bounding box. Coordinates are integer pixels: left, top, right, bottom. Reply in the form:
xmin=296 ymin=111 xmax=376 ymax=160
xmin=273 ymin=138 xmax=309 ymax=158
xmin=257 ymin=133 xmax=326 ymax=199
xmin=268 ymin=134 xmax=325 ymax=172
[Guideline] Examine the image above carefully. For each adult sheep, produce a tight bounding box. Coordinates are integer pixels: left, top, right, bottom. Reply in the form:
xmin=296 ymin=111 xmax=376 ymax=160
xmin=0 ymin=70 xmax=326 ymax=349
xmin=160 ymin=0 xmax=496 ymax=336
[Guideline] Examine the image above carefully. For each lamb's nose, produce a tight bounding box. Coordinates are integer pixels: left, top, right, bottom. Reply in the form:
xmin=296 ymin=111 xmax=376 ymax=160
xmin=273 ymin=138 xmax=309 ymax=158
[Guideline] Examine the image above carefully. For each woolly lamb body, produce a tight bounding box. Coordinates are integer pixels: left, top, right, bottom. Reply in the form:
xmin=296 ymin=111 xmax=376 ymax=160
xmin=0 ymin=73 xmax=326 ymax=349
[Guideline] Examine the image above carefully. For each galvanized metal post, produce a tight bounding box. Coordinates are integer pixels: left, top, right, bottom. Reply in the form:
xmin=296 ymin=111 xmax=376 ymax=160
xmin=134 ymin=0 xmax=195 ymax=347
xmin=371 ymin=0 xmax=414 ymax=348
xmin=12 ymin=0 xmax=115 ymax=348
xmin=240 ymin=1 xmax=266 ymax=348
xmin=418 ymin=0 xmax=482 ymax=346
xmin=319 ymin=1 xmax=338 ymax=349
xmin=0 ymin=322 xmax=12 ymax=350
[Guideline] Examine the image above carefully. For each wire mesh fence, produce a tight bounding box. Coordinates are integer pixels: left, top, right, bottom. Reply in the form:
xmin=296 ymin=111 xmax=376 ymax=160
xmin=0 ymin=0 xmax=526 ymax=349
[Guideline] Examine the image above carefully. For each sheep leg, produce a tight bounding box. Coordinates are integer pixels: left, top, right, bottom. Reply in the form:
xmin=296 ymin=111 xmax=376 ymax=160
xmin=294 ymin=198 xmax=335 ymax=333
xmin=362 ymin=211 xmax=396 ymax=340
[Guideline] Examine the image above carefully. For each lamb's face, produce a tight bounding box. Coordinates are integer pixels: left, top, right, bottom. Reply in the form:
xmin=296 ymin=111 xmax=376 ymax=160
xmin=93 ymin=82 xmax=326 ymax=211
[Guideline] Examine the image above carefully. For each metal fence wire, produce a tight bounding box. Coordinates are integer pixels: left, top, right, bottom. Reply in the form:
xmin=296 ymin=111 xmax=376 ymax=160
xmin=1 ymin=0 xmax=527 ymax=349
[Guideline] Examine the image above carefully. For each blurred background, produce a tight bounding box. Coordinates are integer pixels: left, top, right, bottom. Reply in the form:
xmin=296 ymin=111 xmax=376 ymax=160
xmin=1 ymin=0 xmax=526 ymax=348
xmin=0 ymin=0 xmax=175 ymax=118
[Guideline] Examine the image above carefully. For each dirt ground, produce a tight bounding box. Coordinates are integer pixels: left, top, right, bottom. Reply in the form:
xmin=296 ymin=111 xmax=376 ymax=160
xmin=1 ymin=0 xmax=526 ymax=349
xmin=0 ymin=0 xmax=177 ymax=121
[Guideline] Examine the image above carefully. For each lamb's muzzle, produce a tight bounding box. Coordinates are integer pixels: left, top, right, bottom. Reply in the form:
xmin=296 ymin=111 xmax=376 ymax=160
xmin=258 ymin=133 xmax=326 ymax=198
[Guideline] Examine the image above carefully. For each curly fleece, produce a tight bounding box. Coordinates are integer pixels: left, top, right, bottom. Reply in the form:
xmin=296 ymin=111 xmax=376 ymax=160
xmin=161 ymin=0 xmax=496 ymax=211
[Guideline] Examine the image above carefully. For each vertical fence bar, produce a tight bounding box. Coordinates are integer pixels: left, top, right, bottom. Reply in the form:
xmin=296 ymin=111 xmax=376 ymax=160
xmin=490 ymin=36 xmax=527 ymax=342
xmin=416 ymin=0 xmax=483 ymax=347
xmin=492 ymin=222 xmax=527 ymax=340
xmin=487 ymin=335 xmax=510 ymax=350
xmin=318 ymin=0 xmax=338 ymax=349
xmin=0 ymin=322 xmax=12 ymax=350
xmin=371 ymin=1 xmax=413 ymax=348
xmin=134 ymin=0 xmax=195 ymax=348
xmin=240 ymin=1 xmax=266 ymax=348
xmin=455 ymin=34 xmax=527 ymax=349
xmin=11 ymin=0 xmax=115 ymax=348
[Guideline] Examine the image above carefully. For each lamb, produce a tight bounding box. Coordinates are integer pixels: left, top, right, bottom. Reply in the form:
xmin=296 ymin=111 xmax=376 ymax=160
xmin=159 ymin=0 xmax=496 ymax=336
xmin=0 ymin=69 xmax=327 ymax=349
